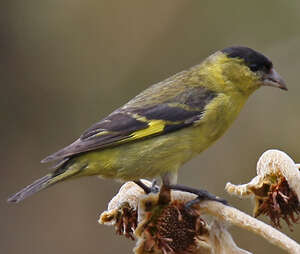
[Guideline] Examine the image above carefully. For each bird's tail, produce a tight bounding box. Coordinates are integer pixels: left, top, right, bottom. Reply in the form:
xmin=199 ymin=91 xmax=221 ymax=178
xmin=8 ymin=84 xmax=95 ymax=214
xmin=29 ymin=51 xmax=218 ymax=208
xmin=7 ymin=174 xmax=54 ymax=203
xmin=7 ymin=162 xmax=86 ymax=203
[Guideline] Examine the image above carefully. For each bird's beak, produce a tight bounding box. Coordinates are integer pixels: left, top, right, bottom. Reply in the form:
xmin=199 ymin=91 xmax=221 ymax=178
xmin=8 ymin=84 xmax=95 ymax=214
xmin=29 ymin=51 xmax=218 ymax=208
xmin=262 ymin=68 xmax=287 ymax=91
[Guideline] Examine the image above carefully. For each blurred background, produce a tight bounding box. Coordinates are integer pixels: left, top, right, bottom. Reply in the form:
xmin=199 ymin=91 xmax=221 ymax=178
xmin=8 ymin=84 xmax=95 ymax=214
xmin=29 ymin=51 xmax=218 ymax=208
xmin=1 ymin=1 xmax=300 ymax=253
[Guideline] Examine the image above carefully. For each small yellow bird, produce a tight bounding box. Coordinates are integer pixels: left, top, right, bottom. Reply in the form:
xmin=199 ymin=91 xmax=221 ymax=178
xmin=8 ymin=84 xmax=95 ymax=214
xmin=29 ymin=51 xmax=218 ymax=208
xmin=8 ymin=46 xmax=287 ymax=203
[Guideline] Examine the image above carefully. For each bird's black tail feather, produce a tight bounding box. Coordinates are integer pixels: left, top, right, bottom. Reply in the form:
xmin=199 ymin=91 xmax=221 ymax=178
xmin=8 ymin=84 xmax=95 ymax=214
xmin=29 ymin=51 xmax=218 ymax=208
xmin=7 ymin=174 xmax=53 ymax=203
xmin=7 ymin=159 xmax=88 ymax=203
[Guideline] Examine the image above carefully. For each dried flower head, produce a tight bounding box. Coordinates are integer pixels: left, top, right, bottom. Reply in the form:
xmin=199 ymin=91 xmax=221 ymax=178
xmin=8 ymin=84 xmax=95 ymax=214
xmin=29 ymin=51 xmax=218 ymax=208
xmin=255 ymin=177 xmax=299 ymax=229
xmin=135 ymin=195 xmax=209 ymax=254
xmin=226 ymin=149 xmax=300 ymax=229
xmin=99 ymin=180 xmax=146 ymax=239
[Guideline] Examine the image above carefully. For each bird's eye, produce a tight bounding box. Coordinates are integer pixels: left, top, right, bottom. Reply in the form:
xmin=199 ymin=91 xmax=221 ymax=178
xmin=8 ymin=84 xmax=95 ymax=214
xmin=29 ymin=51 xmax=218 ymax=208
xmin=262 ymin=65 xmax=271 ymax=74
xmin=249 ymin=64 xmax=259 ymax=72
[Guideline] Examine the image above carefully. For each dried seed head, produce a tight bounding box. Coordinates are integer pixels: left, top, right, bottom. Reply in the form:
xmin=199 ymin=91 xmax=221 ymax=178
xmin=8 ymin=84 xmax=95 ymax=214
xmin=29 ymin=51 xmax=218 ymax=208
xmin=135 ymin=198 xmax=209 ymax=254
xmin=255 ymin=177 xmax=300 ymax=229
xmin=100 ymin=202 xmax=138 ymax=240
xmin=226 ymin=149 xmax=300 ymax=229
xmin=99 ymin=181 xmax=149 ymax=239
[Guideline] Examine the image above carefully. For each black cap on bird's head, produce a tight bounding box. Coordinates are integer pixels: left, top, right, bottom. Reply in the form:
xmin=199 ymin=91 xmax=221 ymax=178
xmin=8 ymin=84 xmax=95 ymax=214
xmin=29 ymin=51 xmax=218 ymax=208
xmin=221 ymin=46 xmax=287 ymax=91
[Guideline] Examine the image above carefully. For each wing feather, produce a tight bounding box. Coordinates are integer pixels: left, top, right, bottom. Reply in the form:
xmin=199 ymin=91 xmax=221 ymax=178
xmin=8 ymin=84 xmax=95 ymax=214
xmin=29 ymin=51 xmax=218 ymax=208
xmin=41 ymin=84 xmax=217 ymax=163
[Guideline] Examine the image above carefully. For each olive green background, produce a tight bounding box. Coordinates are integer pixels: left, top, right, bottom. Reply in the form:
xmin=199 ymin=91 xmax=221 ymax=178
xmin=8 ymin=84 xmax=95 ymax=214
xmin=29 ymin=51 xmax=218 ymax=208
xmin=1 ymin=1 xmax=300 ymax=253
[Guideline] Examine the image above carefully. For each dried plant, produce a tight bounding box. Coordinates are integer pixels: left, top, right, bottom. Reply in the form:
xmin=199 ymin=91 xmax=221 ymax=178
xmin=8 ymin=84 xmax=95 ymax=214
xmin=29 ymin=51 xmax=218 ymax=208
xmin=226 ymin=149 xmax=300 ymax=229
xmin=100 ymin=179 xmax=299 ymax=253
xmin=99 ymin=149 xmax=300 ymax=253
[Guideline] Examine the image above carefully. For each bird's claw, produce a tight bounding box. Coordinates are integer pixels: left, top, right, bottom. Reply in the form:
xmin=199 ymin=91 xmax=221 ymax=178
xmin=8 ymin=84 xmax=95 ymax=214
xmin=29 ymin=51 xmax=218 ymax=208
xmin=150 ymin=179 xmax=160 ymax=193
xmin=134 ymin=180 xmax=159 ymax=194
xmin=185 ymin=189 xmax=228 ymax=209
xmin=166 ymin=184 xmax=228 ymax=208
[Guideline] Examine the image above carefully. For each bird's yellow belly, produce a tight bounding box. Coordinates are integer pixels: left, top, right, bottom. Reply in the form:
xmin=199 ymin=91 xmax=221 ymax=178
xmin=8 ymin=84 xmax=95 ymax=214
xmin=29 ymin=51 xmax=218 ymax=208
xmin=75 ymin=129 xmax=196 ymax=181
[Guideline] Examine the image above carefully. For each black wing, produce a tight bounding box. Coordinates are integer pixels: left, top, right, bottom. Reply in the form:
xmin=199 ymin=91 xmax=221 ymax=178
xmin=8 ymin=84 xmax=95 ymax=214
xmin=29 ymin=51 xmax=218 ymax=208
xmin=41 ymin=85 xmax=216 ymax=163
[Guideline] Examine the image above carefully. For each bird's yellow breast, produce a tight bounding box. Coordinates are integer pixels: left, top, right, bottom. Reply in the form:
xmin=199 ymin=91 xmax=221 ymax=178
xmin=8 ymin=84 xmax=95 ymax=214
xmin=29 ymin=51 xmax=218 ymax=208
xmin=192 ymin=92 xmax=247 ymax=150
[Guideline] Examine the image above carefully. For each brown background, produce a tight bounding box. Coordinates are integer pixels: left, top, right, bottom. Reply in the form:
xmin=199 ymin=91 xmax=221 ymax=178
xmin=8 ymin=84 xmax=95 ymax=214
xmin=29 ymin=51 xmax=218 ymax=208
xmin=1 ymin=1 xmax=300 ymax=253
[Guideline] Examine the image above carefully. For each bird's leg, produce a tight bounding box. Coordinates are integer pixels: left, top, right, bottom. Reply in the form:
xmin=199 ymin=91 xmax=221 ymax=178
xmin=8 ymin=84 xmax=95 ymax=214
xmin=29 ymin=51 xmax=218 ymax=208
xmin=161 ymin=172 xmax=227 ymax=206
xmin=166 ymin=184 xmax=228 ymax=207
xmin=134 ymin=180 xmax=159 ymax=194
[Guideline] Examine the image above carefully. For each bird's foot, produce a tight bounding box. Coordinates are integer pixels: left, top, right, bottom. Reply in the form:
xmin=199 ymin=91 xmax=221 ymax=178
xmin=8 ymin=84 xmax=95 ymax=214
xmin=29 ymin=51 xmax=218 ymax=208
xmin=134 ymin=180 xmax=159 ymax=194
xmin=167 ymin=184 xmax=228 ymax=208
xmin=150 ymin=179 xmax=160 ymax=193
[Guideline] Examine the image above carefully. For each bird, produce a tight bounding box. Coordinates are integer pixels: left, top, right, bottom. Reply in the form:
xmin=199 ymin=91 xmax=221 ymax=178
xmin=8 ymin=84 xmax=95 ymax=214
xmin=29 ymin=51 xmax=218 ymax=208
xmin=7 ymin=46 xmax=287 ymax=203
